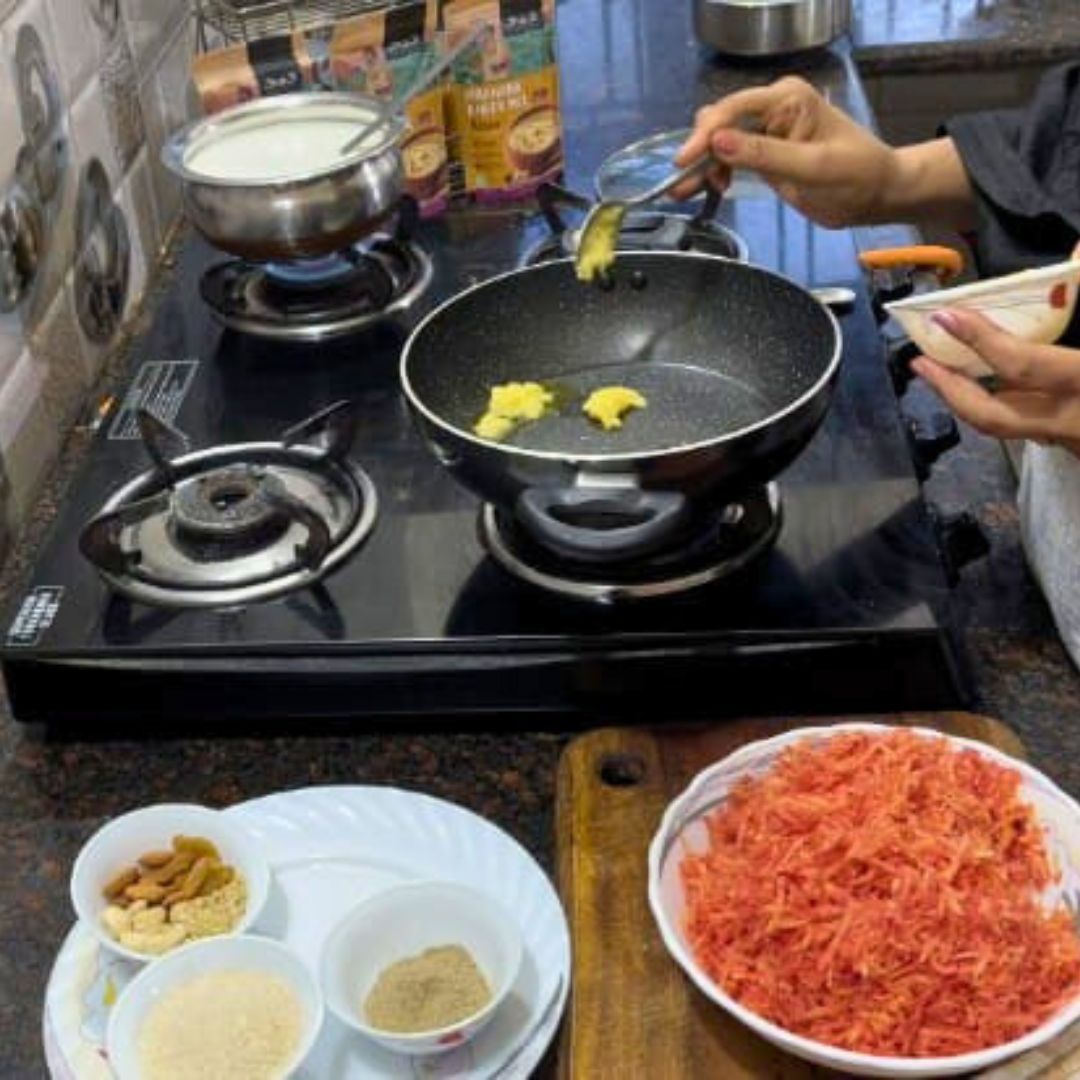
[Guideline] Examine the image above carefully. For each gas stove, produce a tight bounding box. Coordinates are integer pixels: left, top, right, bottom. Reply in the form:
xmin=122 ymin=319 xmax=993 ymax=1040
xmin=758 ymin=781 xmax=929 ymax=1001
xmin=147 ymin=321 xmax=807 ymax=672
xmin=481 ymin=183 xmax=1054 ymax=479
xmin=0 ymin=195 xmax=982 ymax=726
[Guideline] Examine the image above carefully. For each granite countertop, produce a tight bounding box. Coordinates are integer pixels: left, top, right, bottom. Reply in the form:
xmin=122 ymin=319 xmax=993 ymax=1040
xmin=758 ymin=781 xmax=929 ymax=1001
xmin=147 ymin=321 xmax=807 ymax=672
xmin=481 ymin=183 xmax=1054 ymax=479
xmin=3 ymin=2 xmax=1080 ymax=1077
xmin=853 ymin=0 xmax=1080 ymax=73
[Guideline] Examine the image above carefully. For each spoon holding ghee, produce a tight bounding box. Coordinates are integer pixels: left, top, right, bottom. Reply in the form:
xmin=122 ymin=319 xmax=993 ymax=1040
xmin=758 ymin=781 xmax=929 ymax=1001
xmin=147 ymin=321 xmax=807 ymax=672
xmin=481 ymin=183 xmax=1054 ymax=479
xmin=573 ymin=154 xmax=712 ymax=283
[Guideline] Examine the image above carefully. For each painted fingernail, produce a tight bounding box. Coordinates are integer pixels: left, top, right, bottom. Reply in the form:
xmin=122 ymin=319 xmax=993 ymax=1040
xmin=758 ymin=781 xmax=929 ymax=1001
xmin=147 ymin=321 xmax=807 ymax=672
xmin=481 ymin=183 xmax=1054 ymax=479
xmin=931 ymin=310 xmax=962 ymax=336
xmin=712 ymin=130 xmax=739 ymax=156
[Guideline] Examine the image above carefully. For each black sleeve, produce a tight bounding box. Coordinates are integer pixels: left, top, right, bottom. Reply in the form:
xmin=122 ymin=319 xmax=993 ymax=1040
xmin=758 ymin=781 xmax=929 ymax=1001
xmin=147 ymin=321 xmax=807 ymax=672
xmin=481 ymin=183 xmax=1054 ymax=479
xmin=944 ymin=61 xmax=1080 ymax=278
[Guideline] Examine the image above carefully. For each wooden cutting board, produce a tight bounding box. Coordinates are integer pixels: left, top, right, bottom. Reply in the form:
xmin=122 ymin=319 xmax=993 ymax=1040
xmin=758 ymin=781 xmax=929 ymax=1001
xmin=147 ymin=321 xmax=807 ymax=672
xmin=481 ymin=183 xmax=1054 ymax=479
xmin=555 ymin=713 xmax=1080 ymax=1080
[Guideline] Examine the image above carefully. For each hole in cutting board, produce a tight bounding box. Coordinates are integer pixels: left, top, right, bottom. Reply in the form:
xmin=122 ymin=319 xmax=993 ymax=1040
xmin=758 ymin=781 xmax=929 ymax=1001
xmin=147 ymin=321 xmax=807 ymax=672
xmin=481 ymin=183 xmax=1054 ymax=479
xmin=598 ymin=753 xmax=647 ymax=787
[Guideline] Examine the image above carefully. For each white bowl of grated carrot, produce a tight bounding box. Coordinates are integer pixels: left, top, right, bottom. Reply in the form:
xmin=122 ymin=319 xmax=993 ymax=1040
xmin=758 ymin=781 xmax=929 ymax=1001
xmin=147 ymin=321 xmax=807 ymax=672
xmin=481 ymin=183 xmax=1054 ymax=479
xmin=647 ymin=723 xmax=1080 ymax=1078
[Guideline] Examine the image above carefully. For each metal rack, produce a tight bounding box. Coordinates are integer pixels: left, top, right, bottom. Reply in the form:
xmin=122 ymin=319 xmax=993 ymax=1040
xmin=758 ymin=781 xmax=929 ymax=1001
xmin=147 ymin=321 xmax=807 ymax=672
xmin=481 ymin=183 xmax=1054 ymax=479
xmin=193 ymin=0 xmax=402 ymax=45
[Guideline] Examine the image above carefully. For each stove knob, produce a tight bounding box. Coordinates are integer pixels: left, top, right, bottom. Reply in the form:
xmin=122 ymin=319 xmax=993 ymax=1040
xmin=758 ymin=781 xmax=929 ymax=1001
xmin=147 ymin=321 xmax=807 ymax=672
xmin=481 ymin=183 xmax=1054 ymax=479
xmin=887 ymin=339 xmax=921 ymax=396
xmin=932 ymin=509 xmax=990 ymax=586
xmin=906 ymin=412 xmax=960 ymax=481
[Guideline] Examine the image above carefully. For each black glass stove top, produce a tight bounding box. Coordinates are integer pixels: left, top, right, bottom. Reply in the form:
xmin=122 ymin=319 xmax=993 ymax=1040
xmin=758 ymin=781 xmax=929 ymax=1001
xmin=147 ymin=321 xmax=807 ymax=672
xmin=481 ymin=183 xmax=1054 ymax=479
xmin=0 ymin=200 xmax=968 ymax=726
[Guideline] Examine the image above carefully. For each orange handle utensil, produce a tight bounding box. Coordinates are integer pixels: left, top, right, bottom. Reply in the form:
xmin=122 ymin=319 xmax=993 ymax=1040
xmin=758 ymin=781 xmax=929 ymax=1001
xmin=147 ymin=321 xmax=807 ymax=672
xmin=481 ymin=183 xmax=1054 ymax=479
xmin=857 ymin=245 xmax=965 ymax=284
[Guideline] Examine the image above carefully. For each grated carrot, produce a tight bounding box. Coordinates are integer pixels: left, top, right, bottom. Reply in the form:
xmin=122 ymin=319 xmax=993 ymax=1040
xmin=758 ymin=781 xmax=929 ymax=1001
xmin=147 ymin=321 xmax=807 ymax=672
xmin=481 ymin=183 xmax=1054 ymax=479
xmin=679 ymin=729 xmax=1080 ymax=1058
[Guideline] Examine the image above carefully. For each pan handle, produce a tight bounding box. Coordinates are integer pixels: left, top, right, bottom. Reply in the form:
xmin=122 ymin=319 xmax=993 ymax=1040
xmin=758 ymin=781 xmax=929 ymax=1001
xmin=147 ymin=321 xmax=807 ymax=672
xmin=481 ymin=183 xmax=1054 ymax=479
xmin=516 ymin=486 xmax=688 ymax=562
xmin=857 ymin=245 xmax=964 ymax=284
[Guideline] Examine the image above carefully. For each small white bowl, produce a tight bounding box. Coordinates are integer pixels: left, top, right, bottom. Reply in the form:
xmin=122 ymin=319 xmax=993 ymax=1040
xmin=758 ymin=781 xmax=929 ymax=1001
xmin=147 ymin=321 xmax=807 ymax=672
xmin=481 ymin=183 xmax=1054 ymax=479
xmin=648 ymin=723 xmax=1080 ymax=1078
xmin=70 ymin=803 xmax=271 ymax=963
xmin=886 ymin=259 xmax=1080 ymax=377
xmin=320 ymin=880 xmax=524 ymax=1056
xmin=106 ymin=934 xmax=323 ymax=1080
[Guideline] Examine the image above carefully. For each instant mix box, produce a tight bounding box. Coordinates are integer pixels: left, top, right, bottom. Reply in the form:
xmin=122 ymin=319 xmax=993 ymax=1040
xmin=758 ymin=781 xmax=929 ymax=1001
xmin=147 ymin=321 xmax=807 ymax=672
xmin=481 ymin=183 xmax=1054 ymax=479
xmin=440 ymin=0 xmax=563 ymax=202
xmin=331 ymin=2 xmax=451 ymax=217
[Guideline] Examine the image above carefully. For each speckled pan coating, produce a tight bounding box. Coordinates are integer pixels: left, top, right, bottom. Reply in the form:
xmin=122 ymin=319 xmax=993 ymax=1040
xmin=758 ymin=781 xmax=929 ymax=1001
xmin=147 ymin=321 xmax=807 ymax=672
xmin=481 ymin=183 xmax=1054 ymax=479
xmin=401 ymin=253 xmax=841 ymax=509
xmin=404 ymin=254 xmax=838 ymax=455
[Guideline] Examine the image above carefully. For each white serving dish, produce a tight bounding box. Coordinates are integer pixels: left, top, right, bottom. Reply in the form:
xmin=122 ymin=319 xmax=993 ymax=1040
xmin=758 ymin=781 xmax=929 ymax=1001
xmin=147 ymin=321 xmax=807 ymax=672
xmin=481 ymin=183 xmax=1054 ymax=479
xmin=321 ymin=881 xmax=524 ymax=1056
xmin=885 ymin=259 xmax=1080 ymax=377
xmin=69 ymin=803 xmax=272 ymax=964
xmin=647 ymin=722 xmax=1080 ymax=1078
xmin=47 ymin=785 xmax=570 ymax=1080
xmin=106 ymin=934 xmax=323 ymax=1079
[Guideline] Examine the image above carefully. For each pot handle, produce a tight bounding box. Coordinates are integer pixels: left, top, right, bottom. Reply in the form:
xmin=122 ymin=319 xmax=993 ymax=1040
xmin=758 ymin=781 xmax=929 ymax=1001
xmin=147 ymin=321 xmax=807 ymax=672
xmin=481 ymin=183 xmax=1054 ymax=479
xmin=516 ymin=486 xmax=688 ymax=561
xmin=857 ymin=245 xmax=964 ymax=284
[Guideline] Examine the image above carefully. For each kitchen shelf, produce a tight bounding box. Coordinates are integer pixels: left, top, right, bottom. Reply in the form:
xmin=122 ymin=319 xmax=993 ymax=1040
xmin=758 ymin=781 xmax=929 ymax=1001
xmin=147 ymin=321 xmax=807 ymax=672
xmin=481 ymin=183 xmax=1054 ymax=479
xmin=193 ymin=0 xmax=407 ymax=44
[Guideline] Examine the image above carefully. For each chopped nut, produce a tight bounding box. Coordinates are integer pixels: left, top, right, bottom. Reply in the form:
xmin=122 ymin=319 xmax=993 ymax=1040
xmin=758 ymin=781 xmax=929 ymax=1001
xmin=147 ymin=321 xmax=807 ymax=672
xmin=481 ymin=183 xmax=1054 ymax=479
xmin=173 ymin=835 xmax=221 ymax=860
xmin=124 ymin=881 xmax=167 ymax=903
xmin=202 ymin=864 xmax=234 ymax=894
xmin=99 ymin=835 xmax=243 ymax=955
xmin=165 ymin=858 xmax=222 ymax=906
xmin=131 ymin=904 xmax=168 ymax=931
xmin=101 ymin=905 xmax=132 ymax=939
xmin=122 ymin=923 xmax=186 ymax=954
xmin=142 ymin=851 xmax=195 ymax=886
xmin=103 ymin=867 xmax=139 ymax=900
xmin=171 ymin=876 xmax=247 ymax=940
xmin=137 ymin=850 xmax=175 ymax=869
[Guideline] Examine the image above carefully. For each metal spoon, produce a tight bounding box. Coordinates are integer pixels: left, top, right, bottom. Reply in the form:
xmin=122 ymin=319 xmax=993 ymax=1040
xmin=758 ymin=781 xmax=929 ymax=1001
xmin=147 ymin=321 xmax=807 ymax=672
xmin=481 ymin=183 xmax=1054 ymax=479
xmin=572 ymin=154 xmax=712 ymax=278
xmin=339 ymin=21 xmax=492 ymax=157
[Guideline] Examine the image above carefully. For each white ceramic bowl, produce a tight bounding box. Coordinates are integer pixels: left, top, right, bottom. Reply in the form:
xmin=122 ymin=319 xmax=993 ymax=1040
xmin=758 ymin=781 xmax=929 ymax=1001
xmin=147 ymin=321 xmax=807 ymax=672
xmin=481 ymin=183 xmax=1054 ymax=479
xmin=885 ymin=259 xmax=1080 ymax=377
xmin=648 ymin=723 xmax=1080 ymax=1078
xmin=70 ymin=803 xmax=271 ymax=963
xmin=106 ymin=933 xmax=323 ymax=1079
xmin=320 ymin=880 xmax=524 ymax=1056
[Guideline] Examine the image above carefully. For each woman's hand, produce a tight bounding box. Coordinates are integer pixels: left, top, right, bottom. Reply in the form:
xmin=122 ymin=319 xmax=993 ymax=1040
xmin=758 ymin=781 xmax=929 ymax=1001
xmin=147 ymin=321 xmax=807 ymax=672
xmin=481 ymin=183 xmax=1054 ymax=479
xmin=674 ymin=76 xmax=976 ymax=231
xmin=913 ymin=310 xmax=1080 ymax=457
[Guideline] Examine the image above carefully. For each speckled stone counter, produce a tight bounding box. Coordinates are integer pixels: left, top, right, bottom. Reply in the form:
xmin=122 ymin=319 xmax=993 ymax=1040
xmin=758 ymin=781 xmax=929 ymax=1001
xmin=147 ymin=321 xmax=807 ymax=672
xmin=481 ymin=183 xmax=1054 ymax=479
xmin=3 ymin=2 xmax=1080 ymax=1078
xmin=854 ymin=0 xmax=1080 ymax=73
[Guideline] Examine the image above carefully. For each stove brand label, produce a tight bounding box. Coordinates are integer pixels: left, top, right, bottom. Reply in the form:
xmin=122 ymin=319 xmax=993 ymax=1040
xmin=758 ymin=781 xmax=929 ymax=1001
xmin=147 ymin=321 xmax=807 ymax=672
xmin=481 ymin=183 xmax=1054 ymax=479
xmin=108 ymin=360 xmax=199 ymax=440
xmin=6 ymin=586 xmax=63 ymax=647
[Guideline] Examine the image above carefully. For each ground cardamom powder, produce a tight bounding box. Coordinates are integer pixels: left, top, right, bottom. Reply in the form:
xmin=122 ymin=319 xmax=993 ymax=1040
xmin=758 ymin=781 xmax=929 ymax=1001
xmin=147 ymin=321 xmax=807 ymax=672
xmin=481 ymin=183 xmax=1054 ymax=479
xmin=363 ymin=944 xmax=492 ymax=1033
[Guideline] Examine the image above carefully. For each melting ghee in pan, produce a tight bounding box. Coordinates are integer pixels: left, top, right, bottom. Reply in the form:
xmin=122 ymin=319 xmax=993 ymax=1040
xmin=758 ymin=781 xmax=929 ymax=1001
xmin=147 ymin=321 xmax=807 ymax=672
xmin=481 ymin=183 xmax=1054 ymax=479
xmin=583 ymin=386 xmax=647 ymax=430
xmin=575 ymin=204 xmax=627 ymax=282
xmin=474 ymin=381 xmax=555 ymax=441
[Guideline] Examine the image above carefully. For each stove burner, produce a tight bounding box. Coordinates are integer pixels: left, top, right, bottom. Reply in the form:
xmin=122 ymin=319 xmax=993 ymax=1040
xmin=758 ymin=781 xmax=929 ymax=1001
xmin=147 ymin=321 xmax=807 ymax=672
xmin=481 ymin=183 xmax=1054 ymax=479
xmin=480 ymin=485 xmax=781 ymax=602
xmin=263 ymin=253 xmax=369 ymax=291
xmin=79 ymin=402 xmax=377 ymax=608
xmin=201 ymin=236 xmax=434 ymax=343
xmin=521 ymin=182 xmax=750 ymax=268
xmin=172 ymin=466 xmax=285 ymax=542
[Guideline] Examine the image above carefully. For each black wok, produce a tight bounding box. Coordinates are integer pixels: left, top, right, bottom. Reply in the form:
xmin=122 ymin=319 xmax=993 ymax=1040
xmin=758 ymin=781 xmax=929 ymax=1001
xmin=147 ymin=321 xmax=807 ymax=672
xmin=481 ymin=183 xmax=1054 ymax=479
xmin=401 ymin=253 xmax=841 ymax=562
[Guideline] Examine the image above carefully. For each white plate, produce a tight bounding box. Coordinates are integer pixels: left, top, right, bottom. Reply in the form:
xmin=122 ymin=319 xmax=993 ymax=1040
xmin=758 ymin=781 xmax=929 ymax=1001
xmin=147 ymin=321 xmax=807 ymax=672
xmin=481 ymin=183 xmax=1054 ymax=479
xmin=44 ymin=785 xmax=571 ymax=1079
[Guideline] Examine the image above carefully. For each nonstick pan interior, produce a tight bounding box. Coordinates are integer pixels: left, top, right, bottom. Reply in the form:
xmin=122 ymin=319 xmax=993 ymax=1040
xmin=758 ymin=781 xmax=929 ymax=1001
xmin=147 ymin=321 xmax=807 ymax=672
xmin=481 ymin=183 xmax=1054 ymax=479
xmin=403 ymin=254 xmax=839 ymax=457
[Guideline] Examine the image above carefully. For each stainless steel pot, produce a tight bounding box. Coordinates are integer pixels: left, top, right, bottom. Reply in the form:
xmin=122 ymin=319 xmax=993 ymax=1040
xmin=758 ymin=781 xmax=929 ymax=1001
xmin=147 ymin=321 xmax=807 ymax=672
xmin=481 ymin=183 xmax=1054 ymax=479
xmin=694 ymin=0 xmax=851 ymax=57
xmin=163 ymin=93 xmax=406 ymax=262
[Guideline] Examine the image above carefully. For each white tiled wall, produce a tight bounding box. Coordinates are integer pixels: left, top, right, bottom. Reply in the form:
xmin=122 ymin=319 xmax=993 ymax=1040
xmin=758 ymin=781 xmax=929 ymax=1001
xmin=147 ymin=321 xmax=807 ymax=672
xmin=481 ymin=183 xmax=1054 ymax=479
xmin=0 ymin=0 xmax=194 ymax=555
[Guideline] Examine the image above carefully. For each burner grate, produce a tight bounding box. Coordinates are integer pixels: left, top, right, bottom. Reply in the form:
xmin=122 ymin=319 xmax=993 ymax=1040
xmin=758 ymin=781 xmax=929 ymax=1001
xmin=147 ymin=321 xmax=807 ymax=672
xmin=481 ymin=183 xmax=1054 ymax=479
xmin=78 ymin=403 xmax=378 ymax=608
xmin=480 ymin=485 xmax=781 ymax=603
xmin=202 ymin=235 xmax=433 ymax=342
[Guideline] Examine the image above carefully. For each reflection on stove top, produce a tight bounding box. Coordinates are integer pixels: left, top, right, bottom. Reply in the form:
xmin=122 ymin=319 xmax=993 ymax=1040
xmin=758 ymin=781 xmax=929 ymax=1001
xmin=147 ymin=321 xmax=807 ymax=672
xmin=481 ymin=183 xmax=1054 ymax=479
xmin=479 ymin=485 xmax=781 ymax=603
